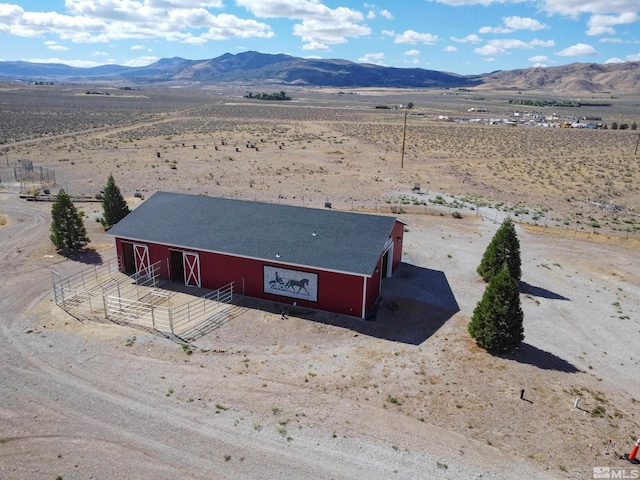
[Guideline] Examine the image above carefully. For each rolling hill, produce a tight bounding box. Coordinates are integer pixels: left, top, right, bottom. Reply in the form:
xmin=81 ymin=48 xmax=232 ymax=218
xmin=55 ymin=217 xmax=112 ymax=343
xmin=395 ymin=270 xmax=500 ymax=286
xmin=0 ymin=51 xmax=638 ymax=93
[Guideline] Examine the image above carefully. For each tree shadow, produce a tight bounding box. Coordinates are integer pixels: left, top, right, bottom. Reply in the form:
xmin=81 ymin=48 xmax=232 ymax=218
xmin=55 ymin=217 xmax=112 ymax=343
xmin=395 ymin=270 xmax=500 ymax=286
xmin=61 ymin=248 xmax=103 ymax=265
xmin=520 ymin=281 xmax=569 ymax=301
xmin=253 ymin=262 xmax=460 ymax=345
xmin=499 ymin=342 xmax=581 ymax=373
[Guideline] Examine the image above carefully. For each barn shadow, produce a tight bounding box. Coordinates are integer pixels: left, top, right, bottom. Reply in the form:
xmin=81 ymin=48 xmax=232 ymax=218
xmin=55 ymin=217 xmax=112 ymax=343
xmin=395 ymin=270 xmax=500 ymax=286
xmin=520 ymin=281 xmax=569 ymax=301
xmin=500 ymin=343 xmax=581 ymax=373
xmin=263 ymin=262 xmax=459 ymax=345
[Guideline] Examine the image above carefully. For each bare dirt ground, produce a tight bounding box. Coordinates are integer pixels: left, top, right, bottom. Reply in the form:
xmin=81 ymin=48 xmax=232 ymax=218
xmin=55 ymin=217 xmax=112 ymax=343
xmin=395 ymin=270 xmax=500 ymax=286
xmin=1 ymin=84 xmax=640 ymax=479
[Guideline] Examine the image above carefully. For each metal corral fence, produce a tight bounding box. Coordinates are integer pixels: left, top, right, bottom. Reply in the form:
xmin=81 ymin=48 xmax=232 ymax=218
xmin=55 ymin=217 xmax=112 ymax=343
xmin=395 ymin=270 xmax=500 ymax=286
xmin=52 ymin=258 xmax=243 ymax=340
xmin=0 ymin=161 xmax=56 ymax=194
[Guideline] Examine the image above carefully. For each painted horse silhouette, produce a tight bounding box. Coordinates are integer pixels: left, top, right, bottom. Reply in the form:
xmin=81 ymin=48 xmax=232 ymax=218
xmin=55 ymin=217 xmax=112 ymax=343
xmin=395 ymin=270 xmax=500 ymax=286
xmin=268 ymin=276 xmax=311 ymax=295
xmin=284 ymin=278 xmax=310 ymax=294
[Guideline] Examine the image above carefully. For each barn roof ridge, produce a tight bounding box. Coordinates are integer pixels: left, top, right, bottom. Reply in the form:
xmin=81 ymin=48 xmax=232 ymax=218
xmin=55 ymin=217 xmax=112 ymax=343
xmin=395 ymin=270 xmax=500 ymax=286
xmin=107 ymin=191 xmax=401 ymax=276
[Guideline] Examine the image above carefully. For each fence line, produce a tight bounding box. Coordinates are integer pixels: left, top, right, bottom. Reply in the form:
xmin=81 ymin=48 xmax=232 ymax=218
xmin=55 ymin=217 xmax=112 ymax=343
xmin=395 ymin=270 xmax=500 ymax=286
xmin=52 ymin=260 xmax=242 ymax=339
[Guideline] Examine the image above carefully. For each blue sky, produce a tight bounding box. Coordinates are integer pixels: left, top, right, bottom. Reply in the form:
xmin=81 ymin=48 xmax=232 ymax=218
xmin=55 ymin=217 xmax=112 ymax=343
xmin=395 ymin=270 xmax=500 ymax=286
xmin=1 ymin=0 xmax=639 ymax=75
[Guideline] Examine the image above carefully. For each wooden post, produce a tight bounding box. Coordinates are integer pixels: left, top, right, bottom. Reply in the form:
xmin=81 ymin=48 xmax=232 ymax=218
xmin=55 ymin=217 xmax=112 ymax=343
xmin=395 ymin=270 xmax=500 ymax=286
xmin=401 ymin=109 xmax=407 ymax=169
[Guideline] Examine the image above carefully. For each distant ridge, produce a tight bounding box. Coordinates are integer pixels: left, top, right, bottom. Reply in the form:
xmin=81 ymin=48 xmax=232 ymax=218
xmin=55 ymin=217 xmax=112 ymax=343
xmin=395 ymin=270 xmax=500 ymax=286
xmin=0 ymin=51 xmax=638 ymax=93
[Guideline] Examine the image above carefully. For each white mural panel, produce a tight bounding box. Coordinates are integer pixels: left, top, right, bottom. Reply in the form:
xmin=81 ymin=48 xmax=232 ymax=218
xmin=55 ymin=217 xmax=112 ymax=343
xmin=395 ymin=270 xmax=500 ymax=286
xmin=264 ymin=265 xmax=318 ymax=303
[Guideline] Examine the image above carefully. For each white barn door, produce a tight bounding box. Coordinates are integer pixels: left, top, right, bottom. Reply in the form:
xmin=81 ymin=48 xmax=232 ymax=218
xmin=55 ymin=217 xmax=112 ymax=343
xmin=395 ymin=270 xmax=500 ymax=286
xmin=183 ymin=252 xmax=201 ymax=288
xmin=133 ymin=244 xmax=151 ymax=278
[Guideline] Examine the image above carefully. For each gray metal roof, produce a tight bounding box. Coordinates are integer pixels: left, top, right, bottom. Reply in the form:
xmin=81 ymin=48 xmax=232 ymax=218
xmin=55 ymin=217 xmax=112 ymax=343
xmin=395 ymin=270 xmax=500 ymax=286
xmin=107 ymin=191 xmax=399 ymax=277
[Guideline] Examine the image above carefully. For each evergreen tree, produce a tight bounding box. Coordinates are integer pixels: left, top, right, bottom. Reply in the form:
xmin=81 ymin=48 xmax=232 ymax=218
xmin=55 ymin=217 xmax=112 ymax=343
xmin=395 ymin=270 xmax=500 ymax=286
xmin=477 ymin=217 xmax=521 ymax=282
xmin=50 ymin=189 xmax=90 ymax=251
xmin=469 ymin=263 xmax=524 ymax=353
xmin=101 ymin=174 xmax=130 ymax=228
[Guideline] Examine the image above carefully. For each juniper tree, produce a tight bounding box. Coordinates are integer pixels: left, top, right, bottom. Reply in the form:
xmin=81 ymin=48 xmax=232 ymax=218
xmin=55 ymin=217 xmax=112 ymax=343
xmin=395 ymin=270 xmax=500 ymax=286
xmin=101 ymin=174 xmax=130 ymax=228
xmin=50 ymin=189 xmax=90 ymax=251
xmin=477 ymin=217 xmax=521 ymax=282
xmin=469 ymin=262 xmax=524 ymax=353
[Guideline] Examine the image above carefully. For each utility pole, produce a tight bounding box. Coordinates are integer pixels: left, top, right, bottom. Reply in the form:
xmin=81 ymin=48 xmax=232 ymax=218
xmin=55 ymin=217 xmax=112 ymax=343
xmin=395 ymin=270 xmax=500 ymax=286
xmin=400 ymin=109 xmax=408 ymax=169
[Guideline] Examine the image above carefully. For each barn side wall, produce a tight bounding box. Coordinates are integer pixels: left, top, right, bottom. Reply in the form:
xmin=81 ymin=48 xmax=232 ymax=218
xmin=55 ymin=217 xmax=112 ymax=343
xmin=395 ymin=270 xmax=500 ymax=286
xmin=114 ymin=237 xmax=368 ymax=318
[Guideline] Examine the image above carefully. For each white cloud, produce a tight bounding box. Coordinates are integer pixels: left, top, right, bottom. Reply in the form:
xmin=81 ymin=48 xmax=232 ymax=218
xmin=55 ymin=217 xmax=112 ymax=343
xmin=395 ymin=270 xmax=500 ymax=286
xmin=532 ymin=62 xmax=547 ymax=67
xmin=444 ymin=45 xmax=457 ymax=52
xmin=394 ymin=29 xmax=438 ymax=45
xmin=626 ymin=52 xmax=640 ymax=61
xmin=505 ymin=16 xmax=547 ymax=30
xmin=302 ymin=41 xmax=330 ymax=51
xmin=479 ymin=25 xmax=512 ymax=34
xmin=557 ymin=43 xmax=598 ymax=56
xmin=93 ymin=50 xmax=110 ymax=56
xmin=528 ymin=55 xmax=548 ymax=62
xmin=294 ymin=19 xmax=370 ymax=46
xmin=530 ymin=39 xmax=554 ymax=47
xmin=122 ymin=55 xmax=159 ymax=66
xmin=605 ymin=57 xmax=625 ymax=63
xmin=425 ymin=0 xmax=511 ymax=5
xmin=25 ymin=57 xmax=105 ymax=68
xmin=44 ymin=40 xmax=69 ymax=51
xmin=450 ymin=34 xmax=482 ymax=44
xmin=0 ymin=1 xmax=274 ymax=46
xmin=586 ymin=12 xmax=639 ymax=36
xmin=479 ymin=16 xmax=547 ymax=35
xmin=475 ymin=38 xmax=555 ymax=56
xmin=538 ymin=0 xmax=640 ymax=17
xmin=380 ymin=9 xmax=393 ymax=19
xmin=237 ymin=0 xmax=371 ymax=46
xmin=404 ymin=49 xmax=420 ymax=56
xmin=131 ymin=44 xmax=147 ymax=50
xmin=358 ymin=52 xmax=385 ymax=65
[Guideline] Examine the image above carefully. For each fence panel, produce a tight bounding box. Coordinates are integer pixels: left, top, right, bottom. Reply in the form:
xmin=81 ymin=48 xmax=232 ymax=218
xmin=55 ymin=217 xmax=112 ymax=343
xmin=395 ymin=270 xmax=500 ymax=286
xmin=104 ymin=295 xmax=172 ymax=332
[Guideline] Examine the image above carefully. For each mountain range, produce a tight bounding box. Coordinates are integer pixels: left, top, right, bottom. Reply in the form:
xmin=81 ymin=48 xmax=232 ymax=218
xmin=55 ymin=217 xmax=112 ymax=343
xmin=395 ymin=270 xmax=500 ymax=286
xmin=1 ymin=51 xmax=638 ymax=93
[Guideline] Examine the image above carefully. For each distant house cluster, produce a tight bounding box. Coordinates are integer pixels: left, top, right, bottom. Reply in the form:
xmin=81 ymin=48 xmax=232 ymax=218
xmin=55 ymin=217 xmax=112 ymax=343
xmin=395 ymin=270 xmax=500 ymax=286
xmin=453 ymin=110 xmax=604 ymax=129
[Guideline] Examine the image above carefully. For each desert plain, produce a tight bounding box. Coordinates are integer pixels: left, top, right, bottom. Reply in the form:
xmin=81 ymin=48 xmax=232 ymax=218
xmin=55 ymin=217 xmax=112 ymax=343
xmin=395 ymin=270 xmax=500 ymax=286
xmin=1 ymin=83 xmax=640 ymax=479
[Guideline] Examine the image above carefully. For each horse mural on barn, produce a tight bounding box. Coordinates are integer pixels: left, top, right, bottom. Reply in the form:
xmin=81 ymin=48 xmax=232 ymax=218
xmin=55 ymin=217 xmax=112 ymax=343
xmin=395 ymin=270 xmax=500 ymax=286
xmin=284 ymin=278 xmax=310 ymax=294
xmin=264 ymin=266 xmax=318 ymax=302
xmin=268 ymin=273 xmax=311 ymax=295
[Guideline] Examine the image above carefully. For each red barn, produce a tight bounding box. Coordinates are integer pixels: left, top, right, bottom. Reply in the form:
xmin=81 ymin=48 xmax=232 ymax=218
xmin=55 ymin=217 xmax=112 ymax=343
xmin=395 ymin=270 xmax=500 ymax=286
xmin=107 ymin=191 xmax=405 ymax=318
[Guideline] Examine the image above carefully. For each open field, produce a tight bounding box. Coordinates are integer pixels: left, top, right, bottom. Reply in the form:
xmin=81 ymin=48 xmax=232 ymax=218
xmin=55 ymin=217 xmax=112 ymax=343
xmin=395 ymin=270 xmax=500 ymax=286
xmin=2 ymin=83 xmax=639 ymax=237
xmin=1 ymin=83 xmax=640 ymax=479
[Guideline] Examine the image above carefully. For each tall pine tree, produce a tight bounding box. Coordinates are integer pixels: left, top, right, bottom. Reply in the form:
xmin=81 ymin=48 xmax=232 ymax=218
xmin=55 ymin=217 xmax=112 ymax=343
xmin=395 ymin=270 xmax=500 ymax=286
xmin=477 ymin=217 xmax=521 ymax=282
xmin=468 ymin=262 xmax=524 ymax=353
xmin=50 ymin=189 xmax=90 ymax=251
xmin=101 ymin=174 xmax=130 ymax=228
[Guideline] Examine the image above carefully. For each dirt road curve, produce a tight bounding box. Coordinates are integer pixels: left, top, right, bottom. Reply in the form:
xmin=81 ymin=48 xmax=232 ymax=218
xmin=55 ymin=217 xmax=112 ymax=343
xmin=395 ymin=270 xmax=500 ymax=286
xmin=0 ymin=194 xmax=557 ymax=479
